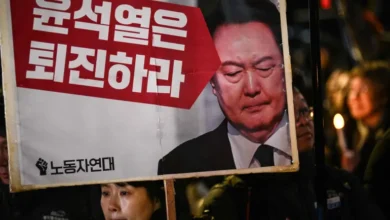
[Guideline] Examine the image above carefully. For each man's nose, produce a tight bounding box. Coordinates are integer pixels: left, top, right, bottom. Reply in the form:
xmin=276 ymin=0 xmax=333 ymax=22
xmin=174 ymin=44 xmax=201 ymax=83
xmin=296 ymin=115 xmax=309 ymax=126
xmin=243 ymin=70 xmax=261 ymax=97
xmin=108 ymin=196 xmax=121 ymax=212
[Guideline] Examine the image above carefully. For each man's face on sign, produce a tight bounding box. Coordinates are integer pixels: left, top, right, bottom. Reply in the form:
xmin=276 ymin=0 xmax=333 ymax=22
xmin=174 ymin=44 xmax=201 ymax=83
xmin=212 ymin=21 xmax=286 ymax=143
xmin=101 ymin=183 xmax=160 ymax=220
xmin=0 ymin=136 xmax=9 ymax=184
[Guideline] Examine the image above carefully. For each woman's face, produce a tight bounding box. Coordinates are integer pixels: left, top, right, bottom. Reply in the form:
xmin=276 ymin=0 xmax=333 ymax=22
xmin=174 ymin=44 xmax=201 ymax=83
xmin=101 ymin=183 xmax=160 ymax=220
xmin=347 ymin=77 xmax=376 ymax=120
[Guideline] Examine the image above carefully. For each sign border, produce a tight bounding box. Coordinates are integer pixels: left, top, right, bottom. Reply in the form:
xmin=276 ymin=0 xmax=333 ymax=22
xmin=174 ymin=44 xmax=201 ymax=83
xmin=1 ymin=0 xmax=24 ymax=192
xmin=0 ymin=0 xmax=299 ymax=193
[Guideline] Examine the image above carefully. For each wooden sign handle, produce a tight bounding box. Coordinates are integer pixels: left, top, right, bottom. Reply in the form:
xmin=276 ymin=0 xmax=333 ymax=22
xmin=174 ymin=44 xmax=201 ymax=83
xmin=164 ymin=179 xmax=176 ymax=220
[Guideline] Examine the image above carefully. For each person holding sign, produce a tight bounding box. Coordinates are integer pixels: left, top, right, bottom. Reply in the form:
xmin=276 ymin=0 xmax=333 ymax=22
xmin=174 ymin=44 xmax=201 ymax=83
xmin=158 ymin=0 xmax=291 ymax=174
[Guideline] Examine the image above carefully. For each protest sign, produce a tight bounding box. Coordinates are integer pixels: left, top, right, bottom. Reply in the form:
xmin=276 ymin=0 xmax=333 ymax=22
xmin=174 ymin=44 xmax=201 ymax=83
xmin=0 ymin=0 xmax=298 ymax=192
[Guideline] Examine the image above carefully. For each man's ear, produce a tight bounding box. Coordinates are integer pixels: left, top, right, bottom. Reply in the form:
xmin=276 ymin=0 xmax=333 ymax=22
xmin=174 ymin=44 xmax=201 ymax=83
xmin=210 ymin=76 xmax=217 ymax=96
xmin=153 ymin=198 xmax=161 ymax=212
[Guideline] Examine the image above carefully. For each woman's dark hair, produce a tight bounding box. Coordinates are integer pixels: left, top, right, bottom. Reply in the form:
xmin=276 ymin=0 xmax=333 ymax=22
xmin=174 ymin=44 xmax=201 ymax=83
xmin=350 ymin=61 xmax=390 ymax=109
xmin=115 ymin=181 xmax=164 ymax=202
xmin=122 ymin=181 xmax=166 ymax=220
xmin=203 ymin=0 xmax=281 ymax=46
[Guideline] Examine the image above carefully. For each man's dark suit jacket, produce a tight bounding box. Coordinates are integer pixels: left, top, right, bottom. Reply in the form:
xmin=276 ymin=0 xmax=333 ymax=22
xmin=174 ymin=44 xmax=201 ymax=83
xmin=158 ymin=120 xmax=237 ymax=175
xmin=363 ymin=128 xmax=390 ymax=219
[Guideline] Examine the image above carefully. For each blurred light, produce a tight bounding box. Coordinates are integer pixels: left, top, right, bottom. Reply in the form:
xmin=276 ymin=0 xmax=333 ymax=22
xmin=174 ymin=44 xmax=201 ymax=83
xmin=333 ymin=113 xmax=345 ymax=129
xmin=309 ymin=107 xmax=314 ymax=119
xmin=321 ymin=0 xmax=332 ymax=10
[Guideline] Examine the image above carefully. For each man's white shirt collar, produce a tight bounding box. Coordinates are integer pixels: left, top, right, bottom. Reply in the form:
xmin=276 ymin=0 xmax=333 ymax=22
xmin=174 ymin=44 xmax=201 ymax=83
xmin=227 ymin=111 xmax=291 ymax=168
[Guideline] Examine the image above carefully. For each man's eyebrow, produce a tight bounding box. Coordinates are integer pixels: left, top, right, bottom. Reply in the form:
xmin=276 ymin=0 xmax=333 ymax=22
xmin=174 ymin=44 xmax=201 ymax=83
xmin=221 ymin=61 xmax=244 ymax=68
xmin=101 ymin=184 xmax=109 ymax=187
xmin=252 ymin=56 xmax=274 ymax=66
xmin=299 ymin=106 xmax=309 ymax=111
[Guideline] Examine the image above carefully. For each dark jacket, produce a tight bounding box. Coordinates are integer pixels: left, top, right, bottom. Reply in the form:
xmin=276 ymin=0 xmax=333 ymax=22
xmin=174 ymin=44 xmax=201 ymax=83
xmin=183 ymin=152 xmax=386 ymax=220
xmin=322 ymin=165 xmax=385 ymax=220
xmin=0 ymin=183 xmax=38 ymax=220
xmin=363 ymin=128 xmax=390 ymax=219
xmin=0 ymin=184 xmax=92 ymax=220
xmin=27 ymin=186 xmax=92 ymax=220
xmin=195 ymin=174 xmax=313 ymax=220
xmin=299 ymin=151 xmax=386 ymax=220
xmin=158 ymin=120 xmax=236 ymax=175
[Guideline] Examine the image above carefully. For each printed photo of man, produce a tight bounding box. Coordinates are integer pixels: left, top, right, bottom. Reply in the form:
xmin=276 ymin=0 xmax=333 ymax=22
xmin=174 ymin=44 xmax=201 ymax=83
xmin=158 ymin=0 xmax=291 ymax=174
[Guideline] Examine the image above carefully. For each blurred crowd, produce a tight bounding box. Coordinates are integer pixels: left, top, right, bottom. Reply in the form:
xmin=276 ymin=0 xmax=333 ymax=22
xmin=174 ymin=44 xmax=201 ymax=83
xmin=2 ymin=0 xmax=390 ymax=219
